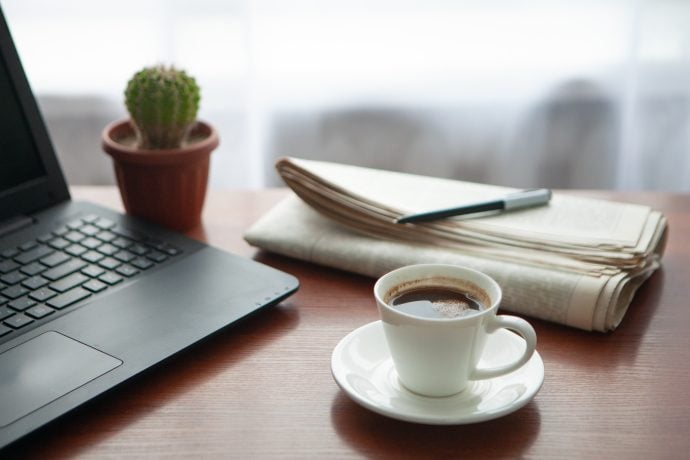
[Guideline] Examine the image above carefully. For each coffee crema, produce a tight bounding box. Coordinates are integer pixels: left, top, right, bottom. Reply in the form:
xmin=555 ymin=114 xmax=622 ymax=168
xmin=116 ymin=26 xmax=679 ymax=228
xmin=389 ymin=287 xmax=486 ymax=319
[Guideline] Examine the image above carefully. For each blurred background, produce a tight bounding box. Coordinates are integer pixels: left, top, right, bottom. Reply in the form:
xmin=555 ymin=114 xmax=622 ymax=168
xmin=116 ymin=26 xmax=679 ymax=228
xmin=2 ymin=0 xmax=689 ymax=190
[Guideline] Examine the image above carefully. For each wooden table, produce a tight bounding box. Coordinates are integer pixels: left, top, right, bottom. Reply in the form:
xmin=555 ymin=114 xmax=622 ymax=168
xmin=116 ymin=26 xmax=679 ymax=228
xmin=7 ymin=187 xmax=690 ymax=458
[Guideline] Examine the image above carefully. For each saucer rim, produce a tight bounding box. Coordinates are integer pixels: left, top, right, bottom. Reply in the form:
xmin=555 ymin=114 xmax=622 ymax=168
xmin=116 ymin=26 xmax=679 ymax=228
xmin=330 ymin=320 xmax=544 ymax=425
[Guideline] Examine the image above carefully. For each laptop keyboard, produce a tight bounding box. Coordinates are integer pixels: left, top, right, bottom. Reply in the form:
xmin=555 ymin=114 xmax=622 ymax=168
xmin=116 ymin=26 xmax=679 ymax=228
xmin=0 ymin=213 xmax=181 ymax=341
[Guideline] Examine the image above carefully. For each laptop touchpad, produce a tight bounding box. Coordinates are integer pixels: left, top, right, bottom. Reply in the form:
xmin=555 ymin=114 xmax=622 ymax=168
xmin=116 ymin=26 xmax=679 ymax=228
xmin=0 ymin=331 xmax=122 ymax=427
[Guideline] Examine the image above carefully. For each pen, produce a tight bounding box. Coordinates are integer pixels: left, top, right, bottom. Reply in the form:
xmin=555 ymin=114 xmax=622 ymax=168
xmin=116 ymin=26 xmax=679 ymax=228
xmin=395 ymin=188 xmax=552 ymax=224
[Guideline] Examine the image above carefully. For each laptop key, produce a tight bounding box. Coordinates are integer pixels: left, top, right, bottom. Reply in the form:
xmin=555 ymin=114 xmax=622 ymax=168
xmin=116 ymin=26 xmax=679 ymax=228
xmin=20 ymin=261 xmax=46 ymax=276
xmin=114 ymin=250 xmax=136 ymax=263
xmin=25 ymin=305 xmax=55 ymax=319
xmin=81 ymin=264 xmax=105 ymax=278
xmin=83 ymin=279 xmax=107 ymax=293
xmin=79 ymin=224 xmax=100 ymax=236
xmin=115 ymin=265 xmax=139 ymax=277
xmin=97 ymin=244 xmax=118 ymax=256
xmin=8 ymin=296 xmax=36 ymax=312
xmin=63 ymin=231 xmax=85 ymax=244
xmin=0 ymin=259 xmax=20 ymax=274
xmin=1 ymin=270 xmax=26 ymax=285
xmin=111 ymin=237 xmax=133 ymax=249
xmin=81 ymin=265 xmax=105 ymax=278
xmin=82 ymin=251 xmax=104 ymax=263
xmin=98 ymin=257 xmax=121 ymax=270
xmin=80 ymin=237 xmax=102 ymax=249
xmin=66 ymin=219 xmax=85 ymax=230
xmin=131 ymin=258 xmax=154 ymax=270
xmin=48 ymin=237 xmax=70 ymax=250
xmin=99 ymin=272 xmax=123 ymax=285
xmin=36 ymin=233 xmax=54 ymax=243
xmin=129 ymin=244 xmax=149 ymax=256
xmin=93 ymin=217 xmax=116 ymax=229
xmin=52 ymin=225 xmax=70 ymax=236
xmin=50 ymin=273 xmax=89 ymax=293
xmin=65 ymin=244 xmax=87 ymax=256
xmin=49 ymin=273 xmax=89 ymax=292
xmin=14 ymin=245 xmax=53 ymax=264
xmin=82 ymin=214 xmax=99 ymax=223
xmin=148 ymin=241 xmax=180 ymax=256
xmin=29 ymin=287 xmax=57 ymax=302
xmin=46 ymin=287 xmax=91 ymax=310
xmin=18 ymin=241 xmax=38 ymax=251
xmin=95 ymin=231 xmax=117 ymax=242
xmin=22 ymin=275 xmax=49 ymax=290
xmin=146 ymin=251 xmax=168 ymax=263
xmin=42 ymin=259 xmax=88 ymax=281
xmin=1 ymin=248 xmax=20 ymax=258
xmin=0 ymin=306 xmax=15 ymax=320
xmin=40 ymin=252 xmax=71 ymax=267
xmin=2 ymin=285 xmax=29 ymax=299
xmin=4 ymin=313 xmax=33 ymax=329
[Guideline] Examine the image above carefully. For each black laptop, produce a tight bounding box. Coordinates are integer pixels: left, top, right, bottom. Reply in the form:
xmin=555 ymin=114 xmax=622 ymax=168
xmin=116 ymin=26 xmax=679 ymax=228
xmin=0 ymin=7 xmax=298 ymax=449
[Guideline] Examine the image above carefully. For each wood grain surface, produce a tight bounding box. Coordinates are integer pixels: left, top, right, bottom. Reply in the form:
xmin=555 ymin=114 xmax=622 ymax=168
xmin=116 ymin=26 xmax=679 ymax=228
xmin=5 ymin=187 xmax=689 ymax=459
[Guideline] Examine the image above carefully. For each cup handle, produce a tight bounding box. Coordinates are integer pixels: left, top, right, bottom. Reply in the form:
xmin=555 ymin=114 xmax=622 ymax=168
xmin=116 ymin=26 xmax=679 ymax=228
xmin=471 ymin=315 xmax=537 ymax=380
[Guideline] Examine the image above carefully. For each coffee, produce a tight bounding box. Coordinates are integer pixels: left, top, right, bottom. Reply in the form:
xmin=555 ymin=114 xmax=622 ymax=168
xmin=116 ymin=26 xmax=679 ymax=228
xmin=389 ymin=287 xmax=486 ymax=319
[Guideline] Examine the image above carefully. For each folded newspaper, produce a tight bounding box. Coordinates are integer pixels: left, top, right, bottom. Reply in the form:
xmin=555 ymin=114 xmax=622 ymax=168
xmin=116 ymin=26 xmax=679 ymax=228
xmin=245 ymin=157 xmax=668 ymax=331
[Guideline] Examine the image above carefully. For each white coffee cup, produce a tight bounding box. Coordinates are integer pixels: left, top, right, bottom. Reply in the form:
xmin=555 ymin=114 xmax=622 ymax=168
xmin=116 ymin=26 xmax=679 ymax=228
xmin=374 ymin=264 xmax=537 ymax=397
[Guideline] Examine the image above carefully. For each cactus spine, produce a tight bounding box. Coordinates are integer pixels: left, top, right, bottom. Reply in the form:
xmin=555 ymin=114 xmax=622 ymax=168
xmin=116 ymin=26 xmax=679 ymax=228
xmin=124 ymin=65 xmax=200 ymax=149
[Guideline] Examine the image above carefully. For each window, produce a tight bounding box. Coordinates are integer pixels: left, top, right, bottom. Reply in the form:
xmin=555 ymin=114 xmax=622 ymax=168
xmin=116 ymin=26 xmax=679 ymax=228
xmin=5 ymin=0 xmax=689 ymax=190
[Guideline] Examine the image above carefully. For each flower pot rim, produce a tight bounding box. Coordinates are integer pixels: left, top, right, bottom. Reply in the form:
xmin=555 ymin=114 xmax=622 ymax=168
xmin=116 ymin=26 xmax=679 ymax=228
xmin=101 ymin=118 xmax=219 ymax=166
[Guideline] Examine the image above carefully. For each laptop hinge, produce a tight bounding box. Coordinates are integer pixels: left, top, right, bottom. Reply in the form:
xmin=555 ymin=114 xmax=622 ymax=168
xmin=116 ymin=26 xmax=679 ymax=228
xmin=0 ymin=215 xmax=34 ymax=238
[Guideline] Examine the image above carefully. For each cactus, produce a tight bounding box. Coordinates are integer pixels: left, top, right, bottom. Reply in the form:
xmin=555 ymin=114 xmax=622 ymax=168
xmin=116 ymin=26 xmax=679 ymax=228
xmin=124 ymin=65 xmax=200 ymax=149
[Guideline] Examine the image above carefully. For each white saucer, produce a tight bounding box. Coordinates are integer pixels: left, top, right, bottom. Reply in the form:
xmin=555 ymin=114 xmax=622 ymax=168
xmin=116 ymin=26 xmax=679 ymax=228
xmin=331 ymin=320 xmax=544 ymax=425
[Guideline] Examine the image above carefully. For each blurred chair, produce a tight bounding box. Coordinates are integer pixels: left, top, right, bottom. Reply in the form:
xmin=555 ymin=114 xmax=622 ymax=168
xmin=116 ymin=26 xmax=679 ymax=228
xmin=264 ymin=80 xmax=620 ymax=189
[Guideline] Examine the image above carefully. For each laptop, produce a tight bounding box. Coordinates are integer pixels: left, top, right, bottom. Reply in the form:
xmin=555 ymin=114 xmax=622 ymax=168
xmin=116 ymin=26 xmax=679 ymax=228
xmin=0 ymin=6 xmax=298 ymax=449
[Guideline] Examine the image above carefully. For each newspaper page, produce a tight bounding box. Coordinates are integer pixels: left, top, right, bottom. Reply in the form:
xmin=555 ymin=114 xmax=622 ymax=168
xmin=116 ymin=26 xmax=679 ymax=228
xmin=276 ymin=157 xmax=666 ymax=270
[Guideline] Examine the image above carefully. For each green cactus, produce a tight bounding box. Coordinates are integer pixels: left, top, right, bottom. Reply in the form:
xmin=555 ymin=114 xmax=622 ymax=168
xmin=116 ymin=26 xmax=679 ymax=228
xmin=124 ymin=65 xmax=200 ymax=149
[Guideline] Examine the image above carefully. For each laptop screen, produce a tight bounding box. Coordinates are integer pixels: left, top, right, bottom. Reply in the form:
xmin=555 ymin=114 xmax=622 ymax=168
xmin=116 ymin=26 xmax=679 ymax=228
xmin=0 ymin=50 xmax=46 ymax=194
xmin=0 ymin=7 xmax=69 ymax=222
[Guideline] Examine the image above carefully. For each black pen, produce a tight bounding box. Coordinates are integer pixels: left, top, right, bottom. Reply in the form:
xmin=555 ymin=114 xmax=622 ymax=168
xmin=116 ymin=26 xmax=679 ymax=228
xmin=395 ymin=188 xmax=552 ymax=224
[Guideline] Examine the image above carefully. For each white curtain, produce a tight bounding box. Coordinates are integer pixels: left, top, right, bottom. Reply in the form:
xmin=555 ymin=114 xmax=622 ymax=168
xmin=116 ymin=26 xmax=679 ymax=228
xmin=4 ymin=0 xmax=689 ymax=190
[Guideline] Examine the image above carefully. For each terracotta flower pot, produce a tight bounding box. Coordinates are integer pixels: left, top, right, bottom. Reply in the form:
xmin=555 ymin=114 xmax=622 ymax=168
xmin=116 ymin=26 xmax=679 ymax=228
xmin=101 ymin=119 xmax=219 ymax=231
